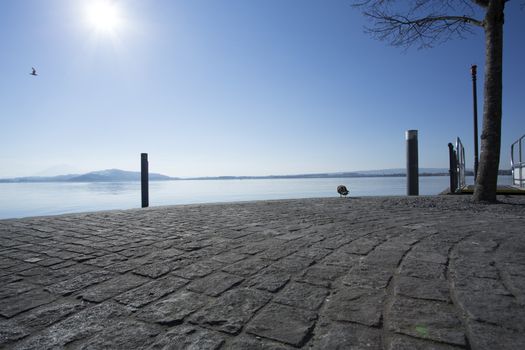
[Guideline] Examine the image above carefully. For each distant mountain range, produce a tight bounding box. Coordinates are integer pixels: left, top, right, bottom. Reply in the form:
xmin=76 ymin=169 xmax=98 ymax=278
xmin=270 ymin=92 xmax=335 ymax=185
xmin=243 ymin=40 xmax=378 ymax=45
xmin=0 ymin=169 xmax=176 ymax=183
xmin=0 ymin=168 xmax=511 ymax=183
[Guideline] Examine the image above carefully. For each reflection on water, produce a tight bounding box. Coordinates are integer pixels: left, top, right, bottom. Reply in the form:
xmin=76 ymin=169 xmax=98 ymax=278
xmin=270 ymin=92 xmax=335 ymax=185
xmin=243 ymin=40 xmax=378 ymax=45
xmin=86 ymin=182 xmax=138 ymax=195
xmin=0 ymin=176 xmax=513 ymax=219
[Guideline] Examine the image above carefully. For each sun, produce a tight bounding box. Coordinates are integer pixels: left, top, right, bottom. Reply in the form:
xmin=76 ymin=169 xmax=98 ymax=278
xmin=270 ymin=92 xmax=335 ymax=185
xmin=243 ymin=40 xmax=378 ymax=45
xmin=86 ymin=1 xmax=122 ymax=33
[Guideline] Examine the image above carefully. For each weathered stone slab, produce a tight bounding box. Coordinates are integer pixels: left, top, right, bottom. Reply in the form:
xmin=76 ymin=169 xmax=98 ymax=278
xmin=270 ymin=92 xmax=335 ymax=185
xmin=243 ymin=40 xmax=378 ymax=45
xmin=247 ymin=267 xmax=291 ymax=293
xmin=212 ymin=251 xmax=248 ymax=264
xmin=148 ymin=325 xmax=225 ymax=350
xmin=137 ymin=290 xmax=207 ymax=325
xmin=188 ymin=272 xmax=244 ymax=296
xmin=77 ymin=319 xmax=161 ymax=350
xmin=114 ymin=275 xmax=188 ymax=307
xmin=395 ymin=276 xmax=450 ymax=302
xmin=296 ymin=264 xmax=346 ymax=287
xmin=0 ymin=290 xmax=56 ymax=318
xmin=228 ymin=335 xmax=294 ymax=349
xmin=341 ymin=237 xmax=380 ymax=255
xmin=466 ymin=321 xmax=525 ymax=350
xmin=270 ymin=255 xmax=314 ymax=273
xmin=323 ymin=251 xmax=361 ymax=267
xmin=189 ymin=288 xmax=271 ymax=334
xmin=222 ymin=257 xmax=269 ymax=277
xmin=0 ymin=281 xmax=37 ymax=299
xmin=246 ymin=303 xmax=317 ymax=347
xmin=45 ymin=269 xmax=114 ymax=296
xmin=11 ymin=302 xmax=132 ymax=349
xmin=0 ymin=300 xmax=86 ymax=345
xmin=173 ymin=261 xmax=217 ymax=279
xmin=325 ymin=287 xmax=386 ymax=326
xmin=314 ymin=322 xmax=382 ymax=349
xmin=388 ymin=297 xmax=465 ymax=346
xmin=399 ymin=259 xmax=446 ymax=280
xmin=80 ymin=274 xmax=148 ymax=303
xmin=388 ymin=334 xmax=464 ymax=350
xmin=454 ymin=291 xmax=525 ymax=332
xmin=132 ymin=262 xmax=173 ymax=278
xmin=274 ymin=282 xmax=328 ymax=311
xmin=295 ymin=247 xmax=332 ymax=261
xmin=342 ymin=264 xmax=393 ymax=289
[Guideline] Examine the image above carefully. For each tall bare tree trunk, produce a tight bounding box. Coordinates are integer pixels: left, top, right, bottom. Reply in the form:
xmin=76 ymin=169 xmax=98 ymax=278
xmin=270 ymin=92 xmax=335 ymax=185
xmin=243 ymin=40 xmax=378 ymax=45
xmin=473 ymin=0 xmax=505 ymax=202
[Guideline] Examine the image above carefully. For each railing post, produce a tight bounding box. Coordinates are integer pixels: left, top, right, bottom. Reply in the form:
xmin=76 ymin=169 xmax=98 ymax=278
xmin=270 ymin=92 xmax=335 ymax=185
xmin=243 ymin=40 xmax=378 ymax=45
xmin=448 ymin=143 xmax=457 ymax=193
xmin=141 ymin=153 xmax=149 ymax=208
xmin=406 ymin=130 xmax=419 ymax=196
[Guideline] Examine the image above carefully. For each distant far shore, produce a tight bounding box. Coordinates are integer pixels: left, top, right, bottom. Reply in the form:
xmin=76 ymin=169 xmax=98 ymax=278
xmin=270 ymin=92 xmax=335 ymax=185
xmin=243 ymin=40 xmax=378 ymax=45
xmin=0 ymin=168 xmax=512 ymax=183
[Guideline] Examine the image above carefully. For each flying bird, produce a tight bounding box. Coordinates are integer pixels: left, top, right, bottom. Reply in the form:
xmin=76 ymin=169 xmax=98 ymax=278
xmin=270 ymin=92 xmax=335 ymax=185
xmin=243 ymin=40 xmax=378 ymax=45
xmin=337 ymin=185 xmax=349 ymax=197
xmin=30 ymin=67 xmax=38 ymax=76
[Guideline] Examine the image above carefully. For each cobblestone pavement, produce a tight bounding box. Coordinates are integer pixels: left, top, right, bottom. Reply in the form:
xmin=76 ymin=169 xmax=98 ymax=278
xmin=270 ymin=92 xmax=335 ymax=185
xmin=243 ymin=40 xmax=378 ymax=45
xmin=1 ymin=196 xmax=525 ymax=349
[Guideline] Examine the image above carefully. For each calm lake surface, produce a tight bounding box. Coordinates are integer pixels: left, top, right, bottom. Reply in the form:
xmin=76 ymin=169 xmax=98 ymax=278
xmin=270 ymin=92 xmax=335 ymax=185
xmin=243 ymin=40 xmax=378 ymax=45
xmin=0 ymin=176 xmax=513 ymax=219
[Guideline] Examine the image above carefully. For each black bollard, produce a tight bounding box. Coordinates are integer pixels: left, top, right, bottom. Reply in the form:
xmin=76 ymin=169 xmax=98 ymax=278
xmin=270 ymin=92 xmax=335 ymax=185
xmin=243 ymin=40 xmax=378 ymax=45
xmin=406 ymin=130 xmax=419 ymax=196
xmin=448 ymin=143 xmax=457 ymax=193
xmin=471 ymin=65 xmax=479 ymax=181
xmin=141 ymin=153 xmax=149 ymax=208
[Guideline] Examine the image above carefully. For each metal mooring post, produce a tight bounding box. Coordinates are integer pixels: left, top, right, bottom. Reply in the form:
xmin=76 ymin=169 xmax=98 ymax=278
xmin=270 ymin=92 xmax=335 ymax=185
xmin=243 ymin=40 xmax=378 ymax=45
xmin=141 ymin=153 xmax=149 ymax=208
xmin=471 ymin=65 xmax=479 ymax=181
xmin=448 ymin=143 xmax=458 ymax=193
xmin=406 ymin=130 xmax=419 ymax=196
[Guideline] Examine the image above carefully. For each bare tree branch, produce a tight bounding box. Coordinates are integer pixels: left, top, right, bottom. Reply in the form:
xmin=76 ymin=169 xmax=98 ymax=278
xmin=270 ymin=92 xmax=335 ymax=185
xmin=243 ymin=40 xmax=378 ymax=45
xmin=353 ymin=0 xmax=484 ymax=48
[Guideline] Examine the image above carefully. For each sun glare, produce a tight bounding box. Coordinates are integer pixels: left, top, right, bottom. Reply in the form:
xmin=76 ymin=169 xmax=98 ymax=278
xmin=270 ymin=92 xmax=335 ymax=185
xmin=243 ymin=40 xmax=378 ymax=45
xmin=86 ymin=1 xmax=122 ymax=33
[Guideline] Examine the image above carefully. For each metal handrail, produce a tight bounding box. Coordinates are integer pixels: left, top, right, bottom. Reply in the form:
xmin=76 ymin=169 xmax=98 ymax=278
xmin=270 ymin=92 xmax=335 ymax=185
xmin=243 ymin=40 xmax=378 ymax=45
xmin=511 ymin=134 xmax=525 ymax=188
xmin=456 ymin=137 xmax=466 ymax=189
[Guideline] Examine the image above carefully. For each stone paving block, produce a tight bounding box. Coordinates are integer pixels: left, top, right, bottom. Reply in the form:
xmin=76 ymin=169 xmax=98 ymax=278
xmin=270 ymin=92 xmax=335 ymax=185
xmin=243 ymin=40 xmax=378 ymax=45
xmin=274 ymin=282 xmax=328 ymax=311
xmin=323 ymin=251 xmax=362 ymax=267
xmin=295 ymin=247 xmax=332 ymax=261
xmin=188 ymin=272 xmax=244 ymax=296
xmin=0 ymin=281 xmax=37 ymax=299
xmin=454 ymin=291 xmax=525 ymax=332
xmin=172 ymin=261 xmax=218 ymax=279
xmin=227 ymin=335 xmax=294 ymax=349
xmin=388 ymin=296 xmax=465 ymax=346
xmin=0 ymin=300 xmax=86 ymax=346
xmin=45 ymin=269 xmax=114 ymax=296
xmin=246 ymin=267 xmax=291 ymax=293
xmin=399 ymin=259 xmax=446 ymax=280
xmin=132 ymin=261 xmax=173 ymax=278
xmin=222 ymin=257 xmax=270 ymax=277
xmin=296 ymin=264 xmax=346 ymax=287
xmin=77 ymin=319 xmax=162 ymax=350
xmin=137 ymin=290 xmax=207 ymax=325
xmin=0 ymin=289 xmax=56 ymax=318
xmin=148 ymin=325 xmax=225 ymax=350
xmin=212 ymin=251 xmax=248 ymax=264
xmin=314 ymin=322 xmax=382 ymax=349
xmin=270 ymin=255 xmax=314 ymax=273
xmin=114 ymin=274 xmax=189 ymax=308
xmin=85 ymin=254 xmax=127 ymax=267
xmin=246 ymin=303 xmax=317 ymax=347
xmin=80 ymin=274 xmax=148 ymax=303
xmin=388 ymin=334 xmax=464 ymax=350
xmin=342 ymin=263 xmax=393 ymax=289
xmin=341 ymin=237 xmax=380 ymax=255
xmin=466 ymin=321 xmax=525 ymax=350
xmin=190 ymin=288 xmax=271 ymax=334
xmin=325 ymin=287 xmax=386 ymax=326
xmin=395 ymin=276 xmax=450 ymax=302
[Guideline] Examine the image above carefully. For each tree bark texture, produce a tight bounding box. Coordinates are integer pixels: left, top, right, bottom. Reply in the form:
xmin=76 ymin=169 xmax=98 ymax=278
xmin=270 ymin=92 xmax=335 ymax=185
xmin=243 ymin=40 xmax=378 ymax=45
xmin=473 ymin=0 xmax=505 ymax=202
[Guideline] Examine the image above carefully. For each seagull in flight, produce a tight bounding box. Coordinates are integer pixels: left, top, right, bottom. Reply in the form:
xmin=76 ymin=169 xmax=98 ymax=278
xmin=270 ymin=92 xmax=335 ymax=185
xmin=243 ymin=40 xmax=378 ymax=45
xmin=30 ymin=67 xmax=38 ymax=76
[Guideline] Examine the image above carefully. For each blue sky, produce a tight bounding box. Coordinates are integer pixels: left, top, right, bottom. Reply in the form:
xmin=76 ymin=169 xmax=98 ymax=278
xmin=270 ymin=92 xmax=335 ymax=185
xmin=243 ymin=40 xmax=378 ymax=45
xmin=1 ymin=0 xmax=524 ymax=178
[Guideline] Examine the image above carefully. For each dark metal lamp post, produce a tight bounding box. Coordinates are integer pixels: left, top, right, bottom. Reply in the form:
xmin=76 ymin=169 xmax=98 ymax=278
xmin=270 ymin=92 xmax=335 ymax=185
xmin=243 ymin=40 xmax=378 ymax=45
xmin=471 ymin=65 xmax=479 ymax=181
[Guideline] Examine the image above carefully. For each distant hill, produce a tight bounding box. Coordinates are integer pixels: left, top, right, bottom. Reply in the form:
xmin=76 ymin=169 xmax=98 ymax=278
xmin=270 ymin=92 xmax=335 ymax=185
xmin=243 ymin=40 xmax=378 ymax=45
xmin=0 ymin=169 xmax=176 ymax=183
xmin=0 ymin=167 xmax=512 ymax=183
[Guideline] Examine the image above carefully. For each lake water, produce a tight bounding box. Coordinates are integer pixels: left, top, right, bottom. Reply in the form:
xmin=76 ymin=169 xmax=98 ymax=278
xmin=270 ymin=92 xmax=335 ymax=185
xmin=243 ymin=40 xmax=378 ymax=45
xmin=0 ymin=176 xmax=513 ymax=219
